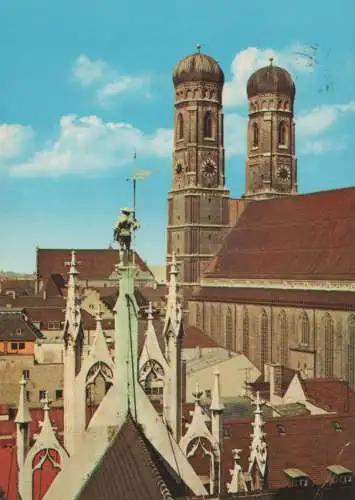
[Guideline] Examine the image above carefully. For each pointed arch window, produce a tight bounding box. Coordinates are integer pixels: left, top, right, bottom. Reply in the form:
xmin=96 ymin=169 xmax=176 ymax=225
xmin=225 ymin=307 xmax=233 ymax=352
xmin=252 ymin=122 xmax=259 ymax=147
xmin=301 ymin=312 xmax=310 ymax=345
xmin=242 ymin=308 xmax=249 ymax=357
xmin=278 ymin=122 xmax=287 ymax=146
xmin=177 ymin=113 xmax=184 ymax=140
xmin=348 ymin=315 xmax=355 ymax=387
xmin=260 ymin=310 xmax=269 ymax=371
xmin=210 ymin=305 xmax=216 ymax=337
xmin=323 ymin=313 xmax=334 ymax=377
xmin=196 ymin=303 xmax=202 ymax=327
xmin=203 ymin=111 xmax=213 ymax=138
xmin=279 ymin=310 xmax=288 ymax=366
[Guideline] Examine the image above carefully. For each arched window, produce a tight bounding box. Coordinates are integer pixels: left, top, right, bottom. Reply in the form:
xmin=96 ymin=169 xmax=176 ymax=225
xmin=279 ymin=310 xmax=288 ymax=366
xmin=225 ymin=307 xmax=233 ymax=352
xmin=301 ymin=312 xmax=310 ymax=345
xmin=252 ymin=122 xmax=259 ymax=147
xmin=348 ymin=315 xmax=355 ymax=388
xmin=242 ymin=308 xmax=249 ymax=357
xmin=260 ymin=310 xmax=268 ymax=371
xmin=210 ymin=305 xmax=216 ymax=337
xmin=323 ymin=313 xmax=334 ymax=377
xmin=278 ymin=122 xmax=287 ymax=146
xmin=196 ymin=303 xmax=201 ymax=327
xmin=203 ymin=111 xmax=213 ymax=138
xmin=177 ymin=113 xmax=184 ymax=140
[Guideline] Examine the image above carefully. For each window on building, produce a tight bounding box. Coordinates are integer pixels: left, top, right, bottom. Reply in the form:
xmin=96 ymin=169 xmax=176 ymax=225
xmin=323 ymin=313 xmax=334 ymax=377
xmin=19 ymin=343 xmax=25 ymax=350
xmin=16 ymin=328 xmax=23 ymax=335
xmin=196 ymin=304 xmax=202 ymax=327
xmin=203 ymin=111 xmax=213 ymax=138
xmin=348 ymin=315 xmax=355 ymax=387
xmin=225 ymin=307 xmax=234 ymax=351
xmin=223 ymin=427 xmax=232 ymax=438
xmin=177 ymin=113 xmax=184 ymax=140
xmin=55 ymin=389 xmax=63 ymax=400
xmin=242 ymin=308 xmax=249 ymax=357
xmin=26 ymin=391 xmax=31 ymax=402
xmin=278 ymin=122 xmax=287 ymax=146
xmin=23 ymin=369 xmax=30 ymax=380
xmin=210 ymin=305 xmax=216 ymax=336
xmin=279 ymin=311 xmax=288 ymax=366
xmin=301 ymin=312 xmax=310 ymax=345
xmin=260 ymin=310 xmax=269 ymax=370
xmin=39 ymin=390 xmax=46 ymax=401
xmin=48 ymin=321 xmax=61 ymax=330
xmin=10 ymin=342 xmax=18 ymax=350
xmin=252 ymin=122 xmax=259 ymax=147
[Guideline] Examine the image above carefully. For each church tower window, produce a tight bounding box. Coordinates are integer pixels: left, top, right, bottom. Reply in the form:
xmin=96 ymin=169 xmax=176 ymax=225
xmin=242 ymin=308 xmax=249 ymax=357
xmin=260 ymin=310 xmax=268 ymax=371
xmin=252 ymin=122 xmax=259 ymax=147
xmin=196 ymin=303 xmax=202 ymax=327
xmin=177 ymin=113 xmax=184 ymax=140
xmin=279 ymin=310 xmax=288 ymax=366
xmin=348 ymin=315 xmax=355 ymax=388
xmin=278 ymin=122 xmax=287 ymax=146
xmin=225 ymin=307 xmax=233 ymax=351
xmin=323 ymin=313 xmax=334 ymax=377
xmin=203 ymin=111 xmax=213 ymax=138
xmin=301 ymin=312 xmax=310 ymax=345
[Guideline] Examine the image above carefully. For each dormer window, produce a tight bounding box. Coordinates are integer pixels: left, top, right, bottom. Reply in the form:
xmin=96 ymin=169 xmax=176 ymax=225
xmin=327 ymin=465 xmax=352 ymax=485
xmin=284 ymin=468 xmax=310 ymax=488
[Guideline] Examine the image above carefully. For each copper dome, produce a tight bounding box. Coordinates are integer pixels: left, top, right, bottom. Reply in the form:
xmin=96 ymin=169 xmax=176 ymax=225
xmin=173 ymin=51 xmax=224 ymax=86
xmin=247 ymin=62 xmax=295 ymax=99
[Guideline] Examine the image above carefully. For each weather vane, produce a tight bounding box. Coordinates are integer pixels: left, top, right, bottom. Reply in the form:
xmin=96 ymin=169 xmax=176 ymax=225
xmin=196 ymin=43 xmax=202 ymax=53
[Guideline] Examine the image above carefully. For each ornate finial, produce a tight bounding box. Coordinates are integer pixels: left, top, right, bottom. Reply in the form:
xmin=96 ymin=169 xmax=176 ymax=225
xmin=95 ymin=303 xmax=104 ymax=323
xmin=196 ymin=43 xmax=202 ymax=53
xmin=193 ymin=382 xmax=203 ymax=403
xmin=269 ymin=56 xmax=274 ymax=66
xmin=41 ymin=391 xmax=51 ymax=412
xmin=232 ymin=449 xmax=243 ymax=461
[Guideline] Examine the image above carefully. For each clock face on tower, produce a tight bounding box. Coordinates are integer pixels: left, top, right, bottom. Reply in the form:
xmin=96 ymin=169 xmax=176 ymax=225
xmin=202 ymin=159 xmax=217 ymax=179
xmin=276 ymin=165 xmax=291 ymax=183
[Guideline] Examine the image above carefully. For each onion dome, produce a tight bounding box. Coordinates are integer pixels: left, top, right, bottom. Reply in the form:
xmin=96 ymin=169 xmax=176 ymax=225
xmin=173 ymin=45 xmax=224 ymax=86
xmin=247 ymin=58 xmax=295 ymax=99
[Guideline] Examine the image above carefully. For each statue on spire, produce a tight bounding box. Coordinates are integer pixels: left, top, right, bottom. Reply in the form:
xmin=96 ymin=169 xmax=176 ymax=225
xmin=113 ymin=207 xmax=140 ymax=263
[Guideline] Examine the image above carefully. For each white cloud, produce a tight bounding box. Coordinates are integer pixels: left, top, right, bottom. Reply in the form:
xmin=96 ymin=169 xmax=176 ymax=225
xmin=72 ymin=54 xmax=150 ymax=104
xmin=296 ymin=101 xmax=355 ymax=136
xmin=0 ymin=124 xmax=34 ymax=160
xmin=223 ymin=44 xmax=315 ymax=108
xmin=300 ymin=139 xmax=346 ymax=155
xmin=9 ymin=114 xmax=172 ymax=177
xmin=224 ymin=113 xmax=248 ymax=157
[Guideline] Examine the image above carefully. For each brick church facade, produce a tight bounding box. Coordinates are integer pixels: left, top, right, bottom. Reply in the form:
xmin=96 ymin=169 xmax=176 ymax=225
xmin=167 ymin=48 xmax=355 ymax=389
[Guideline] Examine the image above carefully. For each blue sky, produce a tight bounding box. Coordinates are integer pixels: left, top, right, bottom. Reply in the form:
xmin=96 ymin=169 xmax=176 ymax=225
xmin=0 ymin=0 xmax=355 ymax=272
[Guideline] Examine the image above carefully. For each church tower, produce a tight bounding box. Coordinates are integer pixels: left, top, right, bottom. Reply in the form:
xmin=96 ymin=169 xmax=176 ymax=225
xmin=244 ymin=58 xmax=297 ymax=199
xmin=167 ymin=46 xmax=230 ymax=289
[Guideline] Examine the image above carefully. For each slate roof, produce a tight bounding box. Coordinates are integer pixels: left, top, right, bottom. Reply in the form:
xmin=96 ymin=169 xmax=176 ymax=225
xmin=204 ymin=186 xmax=355 ymax=281
xmin=76 ymin=413 xmax=189 ymax=500
xmin=0 ymin=311 xmax=44 ymax=341
xmin=36 ymin=248 xmax=153 ymax=281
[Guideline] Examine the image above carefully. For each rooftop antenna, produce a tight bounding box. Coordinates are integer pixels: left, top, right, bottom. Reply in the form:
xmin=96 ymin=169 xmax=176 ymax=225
xmin=126 ymin=150 xmax=151 ymax=265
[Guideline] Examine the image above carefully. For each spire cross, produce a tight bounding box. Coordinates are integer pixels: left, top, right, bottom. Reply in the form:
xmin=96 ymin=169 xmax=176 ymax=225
xmin=64 ymin=250 xmax=80 ymax=274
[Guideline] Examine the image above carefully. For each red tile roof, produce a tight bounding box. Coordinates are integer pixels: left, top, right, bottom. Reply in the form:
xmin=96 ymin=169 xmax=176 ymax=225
xmin=302 ymin=378 xmax=355 ymax=413
xmin=204 ymin=187 xmax=355 ymax=281
xmin=190 ymin=286 xmax=355 ymax=310
xmin=36 ymin=248 xmax=153 ymax=280
xmin=183 ymin=325 xmax=221 ymax=349
xmin=0 ymin=311 xmax=44 ymax=341
xmin=0 ymin=447 xmax=17 ymax=500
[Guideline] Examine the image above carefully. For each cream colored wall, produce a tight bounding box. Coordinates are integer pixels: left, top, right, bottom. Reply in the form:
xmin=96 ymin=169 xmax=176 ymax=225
xmin=189 ymin=300 xmax=355 ymax=389
xmin=81 ymin=290 xmax=114 ymax=319
xmin=185 ymin=354 xmax=260 ymax=403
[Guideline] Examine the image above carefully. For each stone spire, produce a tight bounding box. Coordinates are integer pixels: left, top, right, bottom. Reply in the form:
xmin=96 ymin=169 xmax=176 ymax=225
xmin=210 ymin=368 xmax=224 ymax=493
xmin=113 ymin=249 xmax=140 ymax=419
xmin=248 ymin=391 xmax=268 ymax=489
xmin=15 ymin=375 xmax=31 ymax=500
xmin=226 ymin=449 xmax=248 ymax=494
xmin=63 ymin=250 xmax=84 ymax=456
xmin=162 ymin=251 xmax=183 ymax=441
